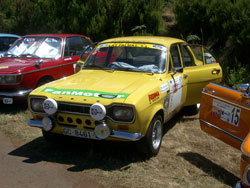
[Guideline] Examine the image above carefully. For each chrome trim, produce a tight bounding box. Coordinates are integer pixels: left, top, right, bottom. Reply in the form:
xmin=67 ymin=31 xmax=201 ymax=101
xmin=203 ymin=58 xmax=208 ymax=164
xmin=209 ymin=82 xmax=237 ymax=92
xmin=235 ymin=181 xmax=242 ymax=188
xmin=57 ymin=102 xmax=90 ymax=115
xmin=28 ymin=119 xmax=44 ymax=128
xmin=202 ymin=88 xmax=215 ymax=93
xmin=0 ymin=62 xmax=76 ymax=76
xmin=110 ymin=130 xmax=142 ymax=141
xmin=202 ymin=90 xmax=250 ymax=111
xmin=243 ymin=164 xmax=250 ymax=186
xmin=28 ymin=118 xmax=142 ymax=141
xmin=0 ymin=89 xmax=33 ymax=97
xmin=200 ymin=119 xmax=243 ymax=142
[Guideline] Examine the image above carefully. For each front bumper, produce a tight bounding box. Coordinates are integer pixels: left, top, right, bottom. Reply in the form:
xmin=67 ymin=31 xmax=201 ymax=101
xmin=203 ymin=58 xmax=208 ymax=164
xmin=0 ymin=89 xmax=33 ymax=97
xmin=28 ymin=119 xmax=142 ymax=141
xmin=235 ymin=181 xmax=243 ymax=188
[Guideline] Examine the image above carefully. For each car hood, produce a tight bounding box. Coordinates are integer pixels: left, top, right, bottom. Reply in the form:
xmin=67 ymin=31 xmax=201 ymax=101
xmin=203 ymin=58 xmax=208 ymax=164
xmin=0 ymin=57 xmax=43 ymax=74
xmin=34 ymin=69 xmax=160 ymax=104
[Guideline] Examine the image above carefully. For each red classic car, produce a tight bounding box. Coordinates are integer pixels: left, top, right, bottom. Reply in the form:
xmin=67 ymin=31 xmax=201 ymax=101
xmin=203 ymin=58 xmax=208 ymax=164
xmin=0 ymin=34 xmax=92 ymax=104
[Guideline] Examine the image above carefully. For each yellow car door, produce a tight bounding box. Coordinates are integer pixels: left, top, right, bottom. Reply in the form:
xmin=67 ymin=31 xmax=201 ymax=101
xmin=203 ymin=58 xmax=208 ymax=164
xmin=180 ymin=44 xmax=222 ymax=106
xmin=166 ymin=44 xmax=188 ymax=117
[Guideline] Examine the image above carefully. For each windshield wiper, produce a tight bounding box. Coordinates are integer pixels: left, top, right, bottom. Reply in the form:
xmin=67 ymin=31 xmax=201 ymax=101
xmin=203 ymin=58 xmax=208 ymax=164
xmin=19 ymin=54 xmax=40 ymax=58
xmin=4 ymin=53 xmax=19 ymax=57
xmin=84 ymin=64 xmax=113 ymax=70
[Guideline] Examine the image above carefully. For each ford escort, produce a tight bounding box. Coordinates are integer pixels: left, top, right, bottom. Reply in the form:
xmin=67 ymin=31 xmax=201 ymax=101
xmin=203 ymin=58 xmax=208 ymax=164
xmin=28 ymin=36 xmax=222 ymax=157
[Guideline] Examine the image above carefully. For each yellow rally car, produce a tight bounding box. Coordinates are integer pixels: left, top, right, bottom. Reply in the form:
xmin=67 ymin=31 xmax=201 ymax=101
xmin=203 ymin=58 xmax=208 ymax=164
xmin=28 ymin=36 xmax=222 ymax=157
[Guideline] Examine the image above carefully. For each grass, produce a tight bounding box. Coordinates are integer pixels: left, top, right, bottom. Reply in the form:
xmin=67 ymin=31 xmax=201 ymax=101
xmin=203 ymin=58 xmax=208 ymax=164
xmin=0 ymin=103 xmax=241 ymax=188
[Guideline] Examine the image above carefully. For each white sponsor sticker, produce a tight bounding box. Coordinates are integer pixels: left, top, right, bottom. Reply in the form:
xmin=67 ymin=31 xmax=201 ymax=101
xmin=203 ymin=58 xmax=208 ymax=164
xmin=212 ymin=99 xmax=241 ymax=127
xmin=160 ymin=83 xmax=169 ymax=93
xmin=168 ymin=75 xmax=183 ymax=114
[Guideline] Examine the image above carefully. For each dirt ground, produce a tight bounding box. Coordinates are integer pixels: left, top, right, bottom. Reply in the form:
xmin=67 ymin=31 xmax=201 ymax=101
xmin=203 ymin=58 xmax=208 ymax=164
xmin=0 ymin=104 xmax=241 ymax=188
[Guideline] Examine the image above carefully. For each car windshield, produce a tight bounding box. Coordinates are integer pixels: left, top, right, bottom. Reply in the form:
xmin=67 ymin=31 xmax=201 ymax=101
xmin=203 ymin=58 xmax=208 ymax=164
xmin=6 ymin=37 xmax=62 ymax=59
xmin=83 ymin=43 xmax=167 ymax=74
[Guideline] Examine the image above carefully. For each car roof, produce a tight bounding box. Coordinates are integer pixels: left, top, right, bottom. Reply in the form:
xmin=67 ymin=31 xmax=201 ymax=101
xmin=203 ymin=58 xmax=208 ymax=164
xmin=23 ymin=34 xmax=89 ymax=38
xmin=0 ymin=33 xmax=20 ymax=38
xmin=100 ymin=36 xmax=186 ymax=47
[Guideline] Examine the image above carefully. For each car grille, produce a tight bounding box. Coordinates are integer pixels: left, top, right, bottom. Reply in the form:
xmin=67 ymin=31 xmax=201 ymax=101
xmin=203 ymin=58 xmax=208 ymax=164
xmin=58 ymin=102 xmax=90 ymax=115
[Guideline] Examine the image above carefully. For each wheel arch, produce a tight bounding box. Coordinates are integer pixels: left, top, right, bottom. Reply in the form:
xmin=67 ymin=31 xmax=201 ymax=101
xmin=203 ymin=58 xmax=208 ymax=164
xmin=36 ymin=75 xmax=54 ymax=87
xmin=141 ymin=105 xmax=164 ymax=136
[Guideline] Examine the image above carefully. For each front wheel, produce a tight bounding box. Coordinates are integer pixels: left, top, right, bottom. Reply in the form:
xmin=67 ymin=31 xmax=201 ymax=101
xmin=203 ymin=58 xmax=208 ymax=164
xmin=137 ymin=114 xmax=163 ymax=158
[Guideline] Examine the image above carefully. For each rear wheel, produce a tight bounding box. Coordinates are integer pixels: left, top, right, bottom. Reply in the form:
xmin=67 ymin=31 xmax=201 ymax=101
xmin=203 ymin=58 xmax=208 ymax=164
xmin=183 ymin=104 xmax=200 ymax=116
xmin=137 ymin=114 xmax=163 ymax=158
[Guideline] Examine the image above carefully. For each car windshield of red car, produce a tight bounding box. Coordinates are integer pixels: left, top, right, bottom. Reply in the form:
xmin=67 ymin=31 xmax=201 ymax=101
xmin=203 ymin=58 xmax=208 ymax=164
xmin=6 ymin=37 xmax=62 ymax=59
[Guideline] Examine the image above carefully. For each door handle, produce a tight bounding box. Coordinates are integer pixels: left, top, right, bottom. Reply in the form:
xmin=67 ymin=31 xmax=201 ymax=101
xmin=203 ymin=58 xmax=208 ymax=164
xmin=211 ymin=68 xmax=220 ymax=75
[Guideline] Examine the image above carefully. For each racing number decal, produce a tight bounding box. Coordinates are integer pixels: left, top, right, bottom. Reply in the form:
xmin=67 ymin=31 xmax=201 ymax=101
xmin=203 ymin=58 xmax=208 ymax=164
xmin=212 ymin=99 xmax=241 ymax=127
xmin=231 ymin=107 xmax=240 ymax=126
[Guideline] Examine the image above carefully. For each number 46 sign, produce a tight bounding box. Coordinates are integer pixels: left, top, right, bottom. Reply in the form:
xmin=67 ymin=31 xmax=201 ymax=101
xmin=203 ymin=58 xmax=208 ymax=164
xmin=212 ymin=99 xmax=241 ymax=127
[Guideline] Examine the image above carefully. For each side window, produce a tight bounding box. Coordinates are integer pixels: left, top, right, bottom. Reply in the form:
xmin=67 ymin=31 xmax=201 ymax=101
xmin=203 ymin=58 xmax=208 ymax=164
xmin=182 ymin=46 xmax=195 ymax=67
xmin=170 ymin=44 xmax=182 ymax=68
xmin=0 ymin=37 xmax=9 ymax=51
xmin=8 ymin=37 xmax=18 ymax=46
xmin=81 ymin=37 xmax=91 ymax=46
xmin=64 ymin=37 xmax=86 ymax=57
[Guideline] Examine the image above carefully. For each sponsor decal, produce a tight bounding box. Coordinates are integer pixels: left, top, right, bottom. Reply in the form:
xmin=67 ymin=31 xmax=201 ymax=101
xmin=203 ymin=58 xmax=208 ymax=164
xmin=212 ymin=99 xmax=241 ymax=126
xmin=149 ymin=91 xmax=160 ymax=104
xmin=160 ymin=83 xmax=169 ymax=93
xmin=168 ymin=75 xmax=183 ymax=114
xmin=42 ymin=87 xmax=129 ymax=99
xmin=0 ymin=66 xmax=8 ymax=69
xmin=98 ymin=43 xmax=166 ymax=51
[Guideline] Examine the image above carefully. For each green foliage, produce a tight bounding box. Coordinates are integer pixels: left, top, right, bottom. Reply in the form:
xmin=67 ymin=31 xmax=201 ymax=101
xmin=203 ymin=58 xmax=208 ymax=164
xmin=0 ymin=0 xmax=165 ymax=41
xmin=223 ymin=64 xmax=250 ymax=88
xmin=174 ymin=0 xmax=250 ymax=85
xmin=173 ymin=0 xmax=210 ymax=41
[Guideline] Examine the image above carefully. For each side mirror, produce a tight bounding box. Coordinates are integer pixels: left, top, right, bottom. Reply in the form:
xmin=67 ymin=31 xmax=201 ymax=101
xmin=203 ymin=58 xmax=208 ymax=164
xmin=171 ymin=67 xmax=183 ymax=78
xmin=80 ymin=42 xmax=99 ymax=61
xmin=237 ymin=83 xmax=250 ymax=98
xmin=34 ymin=59 xmax=43 ymax=69
xmin=174 ymin=67 xmax=183 ymax=73
xmin=237 ymin=83 xmax=249 ymax=93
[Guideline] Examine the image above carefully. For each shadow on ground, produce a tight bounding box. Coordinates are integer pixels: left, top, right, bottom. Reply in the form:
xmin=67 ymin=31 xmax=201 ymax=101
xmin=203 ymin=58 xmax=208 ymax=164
xmin=178 ymin=152 xmax=240 ymax=187
xmin=7 ymin=108 xmax=197 ymax=173
xmin=8 ymin=135 xmax=146 ymax=172
xmin=0 ymin=101 xmax=28 ymax=114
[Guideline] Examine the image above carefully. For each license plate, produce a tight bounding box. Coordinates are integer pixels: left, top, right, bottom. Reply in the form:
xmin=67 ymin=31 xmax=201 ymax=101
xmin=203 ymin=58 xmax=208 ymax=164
xmin=3 ymin=98 xmax=13 ymax=104
xmin=62 ymin=127 xmax=97 ymax=139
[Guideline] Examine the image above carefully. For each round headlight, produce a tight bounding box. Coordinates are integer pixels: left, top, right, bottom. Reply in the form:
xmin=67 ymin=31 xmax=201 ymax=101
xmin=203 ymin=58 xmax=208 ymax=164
xmin=112 ymin=106 xmax=134 ymax=121
xmin=43 ymin=98 xmax=58 ymax=115
xmin=90 ymin=103 xmax=106 ymax=121
xmin=94 ymin=122 xmax=110 ymax=139
xmin=31 ymin=98 xmax=45 ymax=112
xmin=243 ymin=165 xmax=250 ymax=185
xmin=42 ymin=117 xmax=53 ymax=131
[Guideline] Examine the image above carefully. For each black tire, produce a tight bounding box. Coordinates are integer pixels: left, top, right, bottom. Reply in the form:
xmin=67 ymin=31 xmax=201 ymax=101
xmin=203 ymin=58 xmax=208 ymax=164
xmin=183 ymin=104 xmax=200 ymax=116
xmin=137 ymin=114 xmax=163 ymax=158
